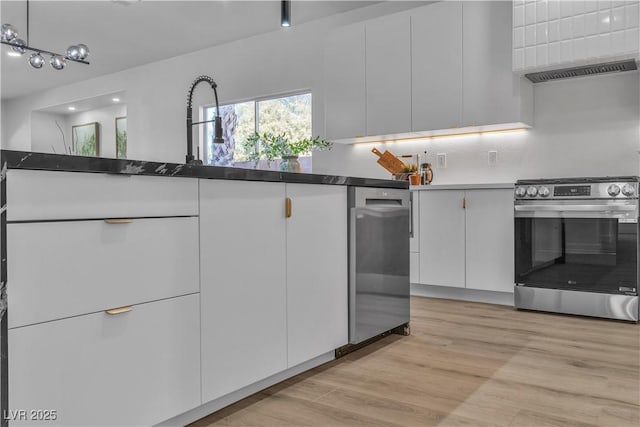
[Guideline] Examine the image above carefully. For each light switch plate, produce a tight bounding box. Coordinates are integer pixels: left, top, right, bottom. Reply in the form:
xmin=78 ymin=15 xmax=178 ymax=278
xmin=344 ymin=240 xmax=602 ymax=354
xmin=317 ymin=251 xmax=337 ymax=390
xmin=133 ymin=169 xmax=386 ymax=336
xmin=437 ymin=153 xmax=447 ymax=169
xmin=488 ymin=150 xmax=498 ymax=166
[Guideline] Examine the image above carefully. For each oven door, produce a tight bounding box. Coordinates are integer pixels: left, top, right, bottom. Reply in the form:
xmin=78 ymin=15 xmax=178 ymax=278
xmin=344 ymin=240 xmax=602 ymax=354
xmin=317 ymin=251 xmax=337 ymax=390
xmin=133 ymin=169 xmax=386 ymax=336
xmin=514 ymin=200 xmax=638 ymax=295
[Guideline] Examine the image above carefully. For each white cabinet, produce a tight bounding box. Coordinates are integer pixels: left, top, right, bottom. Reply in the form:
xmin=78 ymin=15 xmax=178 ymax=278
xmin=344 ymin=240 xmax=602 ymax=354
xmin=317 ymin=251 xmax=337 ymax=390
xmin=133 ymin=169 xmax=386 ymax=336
xmin=7 ymin=169 xmax=198 ymax=221
xmin=513 ymin=0 xmax=640 ymax=73
xmin=199 ymin=180 xmax=288 ymax=403
xmin=419 ymin=190 xmax=466 ymax=288
xmin=366 ymin=13 xmax=412 ymax=136
xmin=417 ymin=188 xmax=514 ymax=293
xmin=199 ymin=180 xmax=348 ymax=401
xmin=324 ymin=1 xmax=532 ymax=143
xmin=286 ymin=184 xmax=348 ymax=368
xmin=465 ymin=189 xmax=514 ymax=292
xmin=7 ymin=217 xmax=199 ymax=328
xmin=324 ymin=23 xmax=366 ymax=140
xmin=463 ymin=1 xmax=533 ymax=127
xmin=9 ymin=294 xmax=201 ymax=426
xmin=412 ymin=1 xmax=463 ymax=131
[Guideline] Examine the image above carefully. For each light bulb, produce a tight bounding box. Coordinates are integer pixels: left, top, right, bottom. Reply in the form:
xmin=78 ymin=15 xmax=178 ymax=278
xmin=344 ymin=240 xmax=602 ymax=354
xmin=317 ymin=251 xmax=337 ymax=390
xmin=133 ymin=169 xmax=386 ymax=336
xmin=76 ymin=44 xmax=90 ymax=60
xmin=28 ymin=52 xmax=44 ymax=69
xmin=50 ymin=55 xmax=66 ymax=70
xmin=1 ymin=24 xmax=18 ymax=42
xmin=66 ymin=45 xmax=80 ymax=60
xmin=10 ymin=38 xmax=26 ymax=55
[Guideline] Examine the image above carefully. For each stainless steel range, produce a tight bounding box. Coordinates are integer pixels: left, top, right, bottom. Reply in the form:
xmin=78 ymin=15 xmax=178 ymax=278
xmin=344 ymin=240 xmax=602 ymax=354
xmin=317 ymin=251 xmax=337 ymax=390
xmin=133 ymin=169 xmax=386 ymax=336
xmin=513 ymin=177 xmax=639 ymax=321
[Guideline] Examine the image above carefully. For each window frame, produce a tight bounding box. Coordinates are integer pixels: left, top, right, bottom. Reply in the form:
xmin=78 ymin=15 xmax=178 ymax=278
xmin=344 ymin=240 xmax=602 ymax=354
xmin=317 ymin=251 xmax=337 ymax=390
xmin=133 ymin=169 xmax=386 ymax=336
xmin=200 ymin=89 xmax=312 ymax=166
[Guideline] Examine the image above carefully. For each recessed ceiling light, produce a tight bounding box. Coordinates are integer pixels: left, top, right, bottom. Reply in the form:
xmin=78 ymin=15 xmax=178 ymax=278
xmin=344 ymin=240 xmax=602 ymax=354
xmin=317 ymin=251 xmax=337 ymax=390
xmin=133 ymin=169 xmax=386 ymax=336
xmin=7 ymin=51 xmax=21 ymax=57
xmin=112 ymin=97 xmax=120 ymax=102
xmin=68 ymin=106 xmax=76 ymax=111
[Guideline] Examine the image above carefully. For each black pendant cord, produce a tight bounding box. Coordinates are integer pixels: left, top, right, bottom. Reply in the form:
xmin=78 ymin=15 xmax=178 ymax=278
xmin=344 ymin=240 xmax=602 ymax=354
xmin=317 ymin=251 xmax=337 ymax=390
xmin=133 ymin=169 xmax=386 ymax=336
xmin=26 ymin=0 xmax=29 ymax=45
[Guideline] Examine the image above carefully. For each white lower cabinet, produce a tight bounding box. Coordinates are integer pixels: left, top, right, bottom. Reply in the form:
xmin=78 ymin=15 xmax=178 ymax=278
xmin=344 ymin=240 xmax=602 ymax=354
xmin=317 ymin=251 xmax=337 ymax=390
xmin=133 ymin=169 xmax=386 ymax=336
xmin=285 ymin=184 xmax=348 ymax=368
xmin=8 ymin=293 xmax=201 ymax=426
xmin=199 ymin=180 xmax=348 ymax=402
xmin=199 ymin=180 xmax=288 ymax=404
xmin=417 ymin=188 xmax=514 ymax=292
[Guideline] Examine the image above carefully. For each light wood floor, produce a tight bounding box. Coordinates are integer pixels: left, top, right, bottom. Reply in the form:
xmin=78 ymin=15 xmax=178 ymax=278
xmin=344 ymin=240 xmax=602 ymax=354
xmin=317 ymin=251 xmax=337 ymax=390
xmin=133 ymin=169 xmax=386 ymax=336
xmin=190 ymin=296 xmax=640 ymax=427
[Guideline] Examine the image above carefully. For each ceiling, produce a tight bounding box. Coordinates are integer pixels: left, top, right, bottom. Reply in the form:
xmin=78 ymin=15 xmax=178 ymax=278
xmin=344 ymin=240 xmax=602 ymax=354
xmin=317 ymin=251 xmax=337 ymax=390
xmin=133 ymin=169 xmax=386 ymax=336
xmin=1 ymin=0 xmax=379 ymax=100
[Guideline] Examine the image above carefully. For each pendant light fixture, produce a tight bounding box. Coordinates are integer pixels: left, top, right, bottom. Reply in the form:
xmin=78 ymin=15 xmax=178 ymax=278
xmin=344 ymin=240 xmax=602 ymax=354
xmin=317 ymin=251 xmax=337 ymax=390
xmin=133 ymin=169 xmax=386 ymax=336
xmin=281 ymin=0 xmax=291 ymax=27
xmin=1 ymin=0 xmax=90 ymax=70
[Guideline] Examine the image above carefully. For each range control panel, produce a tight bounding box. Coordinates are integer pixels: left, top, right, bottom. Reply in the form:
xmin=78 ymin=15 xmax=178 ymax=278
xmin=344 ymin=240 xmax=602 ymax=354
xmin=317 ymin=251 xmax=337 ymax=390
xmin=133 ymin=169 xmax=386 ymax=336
xmin=515 ymin=181 xmax=639 ymax=200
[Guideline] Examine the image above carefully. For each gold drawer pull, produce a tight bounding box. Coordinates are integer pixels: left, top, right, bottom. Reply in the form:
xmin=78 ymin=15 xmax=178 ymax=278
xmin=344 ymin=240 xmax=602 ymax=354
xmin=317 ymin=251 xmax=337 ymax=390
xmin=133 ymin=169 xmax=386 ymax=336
xmin=104 ymin=218 xmax=133 ymax=224
xmin=285 ymin=197 xmax=292 ymax=218
xmin=105 ymin=306 xmax=133 ymax=315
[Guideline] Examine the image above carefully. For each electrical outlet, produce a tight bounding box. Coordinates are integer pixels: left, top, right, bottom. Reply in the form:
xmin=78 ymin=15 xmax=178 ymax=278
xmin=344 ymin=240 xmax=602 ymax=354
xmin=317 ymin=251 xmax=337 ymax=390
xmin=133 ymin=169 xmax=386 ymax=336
xmin=436 ymin=153 xmax=447 ymax=169
xmin=488 ymin=150 xmax=498 ymax=166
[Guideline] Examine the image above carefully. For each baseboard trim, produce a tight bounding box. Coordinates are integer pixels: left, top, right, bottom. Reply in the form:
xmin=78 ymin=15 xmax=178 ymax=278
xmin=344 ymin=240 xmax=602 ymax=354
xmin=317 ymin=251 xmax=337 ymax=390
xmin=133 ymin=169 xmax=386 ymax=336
xmin=155 ymin=351 xmax=335 ymax=427
xmin=410 ymin=283 xmax=514 ymax=306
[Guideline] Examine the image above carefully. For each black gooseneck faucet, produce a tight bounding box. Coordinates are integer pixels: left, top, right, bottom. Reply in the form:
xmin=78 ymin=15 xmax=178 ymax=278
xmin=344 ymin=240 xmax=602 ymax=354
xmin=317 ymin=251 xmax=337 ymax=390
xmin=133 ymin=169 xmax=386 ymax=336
xmin=186 ymin=75 xmax=224 ymax=165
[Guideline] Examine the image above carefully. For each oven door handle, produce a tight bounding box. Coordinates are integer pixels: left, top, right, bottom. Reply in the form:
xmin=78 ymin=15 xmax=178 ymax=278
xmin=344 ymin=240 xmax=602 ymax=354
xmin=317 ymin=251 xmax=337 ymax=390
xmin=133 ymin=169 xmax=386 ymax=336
xmin=515 ymin=203 xmax=638 ymax=221
xmin=515 ymin=203 xmax=637 ymax=212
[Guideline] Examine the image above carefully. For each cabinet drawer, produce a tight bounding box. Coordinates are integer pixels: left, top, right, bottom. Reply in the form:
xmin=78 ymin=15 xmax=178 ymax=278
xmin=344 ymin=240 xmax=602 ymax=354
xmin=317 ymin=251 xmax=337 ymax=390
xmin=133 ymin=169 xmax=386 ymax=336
xmin=6 ymin=169 xmax=198 ymax=221
xmin=9 ymin=293 xmax=201 ymax=426
xmin=7 ymin=216 xmax=199 ymax=328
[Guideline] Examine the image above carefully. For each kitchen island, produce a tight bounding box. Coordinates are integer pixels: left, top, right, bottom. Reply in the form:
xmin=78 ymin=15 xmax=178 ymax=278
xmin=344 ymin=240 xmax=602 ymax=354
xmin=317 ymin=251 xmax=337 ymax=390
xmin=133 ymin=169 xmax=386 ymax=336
xmin=0 ymin=150 xmax=407 ymax=427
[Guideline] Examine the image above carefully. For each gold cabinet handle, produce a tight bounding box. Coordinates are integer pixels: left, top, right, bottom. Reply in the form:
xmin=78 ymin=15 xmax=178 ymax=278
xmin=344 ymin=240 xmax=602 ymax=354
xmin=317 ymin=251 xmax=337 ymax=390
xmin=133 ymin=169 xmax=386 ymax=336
xmin=104 ymin=218 xmax=133 ymax=224
xmin=462 ymin=197 xmax=466 ymax=209
xmin=285 ymin=197 xmax=292 ymax=218
xmin=105 ymin=306 xmax=133 ymax=315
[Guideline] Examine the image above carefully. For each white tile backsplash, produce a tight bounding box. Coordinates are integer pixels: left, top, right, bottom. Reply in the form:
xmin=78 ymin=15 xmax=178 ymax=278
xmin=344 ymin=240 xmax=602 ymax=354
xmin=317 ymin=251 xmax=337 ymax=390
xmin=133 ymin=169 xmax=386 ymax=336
xmin=612 ymin=6 xmax=626 ymax=30
xmin=536 ymin=44 xmax=549 ymax=65
xmin=627 ymin=3 xmax=639 ymax=28
xmin=585 ymin=12 xmax=599 ymax=35
xmin=514 ymin=0 xmax=639 ymax=72
xmin=537 ymin=22 xmax=549 ymax=43
xmin=525 ymin=24 xmax=537 ymax=46
xmin=560 ymin=17 xmax=574 ymax=39
xmin=514 ymin=26 xmax=525 ymax=48
xmin=525 ymin=1 xmax=537 ymax=24
xmin=572 ymin=14 xmax=586 ymax=37
xmin=537 ymin=0 xmax=549 ymax=22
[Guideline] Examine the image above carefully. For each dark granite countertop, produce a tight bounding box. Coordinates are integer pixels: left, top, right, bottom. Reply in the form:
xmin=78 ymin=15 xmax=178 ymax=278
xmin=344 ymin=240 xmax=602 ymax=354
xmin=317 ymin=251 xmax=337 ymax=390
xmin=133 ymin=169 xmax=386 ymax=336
xmin=0 ymin=150 xmax=408 ymax=189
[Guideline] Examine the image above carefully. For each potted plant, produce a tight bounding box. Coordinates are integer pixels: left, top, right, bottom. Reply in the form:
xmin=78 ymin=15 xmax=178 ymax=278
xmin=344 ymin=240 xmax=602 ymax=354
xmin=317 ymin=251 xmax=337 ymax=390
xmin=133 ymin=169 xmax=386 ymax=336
xmin=241 ymin=132 xmax=333 ymax=172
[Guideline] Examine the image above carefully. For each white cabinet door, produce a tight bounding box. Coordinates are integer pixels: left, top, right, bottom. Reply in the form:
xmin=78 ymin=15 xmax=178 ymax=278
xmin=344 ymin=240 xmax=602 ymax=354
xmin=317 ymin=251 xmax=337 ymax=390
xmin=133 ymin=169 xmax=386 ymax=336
xmin=286 ymin=184 xmax=348 ymax=367
xmin=410 ymin=252 xmax=420 ymax=284
xmin=7 ymin=217 xmax=199 ymax=328
xmin=324 ymin=23 xmax=366 ymax=140
xmin=419 ymin=190 xmax=466 ymax=288
xmin=366 ymin=13 xmax=412 ymax=136
xmin=199 ymin=180 xmax=287 ymax=404
xmin=9 ymin=294 xmax=201 ymax=427
xmin=463 ymin=1 xmax=532 ymax=127
xmin=465 ymin=189 xmax=515 ymax=293
xmin=412 ymin=1 xmax=463 ymax=131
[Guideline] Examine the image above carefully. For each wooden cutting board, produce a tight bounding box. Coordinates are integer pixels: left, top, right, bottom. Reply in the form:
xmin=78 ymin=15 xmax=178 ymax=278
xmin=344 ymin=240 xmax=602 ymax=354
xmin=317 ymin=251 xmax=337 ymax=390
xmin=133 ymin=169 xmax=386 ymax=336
xmin=371 ymin=147 xmax=405 ymax=174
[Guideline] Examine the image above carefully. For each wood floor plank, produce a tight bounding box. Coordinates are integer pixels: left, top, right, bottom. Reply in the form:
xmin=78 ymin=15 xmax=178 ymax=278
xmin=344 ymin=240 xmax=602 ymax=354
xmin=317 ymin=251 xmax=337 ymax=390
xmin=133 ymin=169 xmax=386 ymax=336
xmin=190 ymin=296 xmax=640 ymax=427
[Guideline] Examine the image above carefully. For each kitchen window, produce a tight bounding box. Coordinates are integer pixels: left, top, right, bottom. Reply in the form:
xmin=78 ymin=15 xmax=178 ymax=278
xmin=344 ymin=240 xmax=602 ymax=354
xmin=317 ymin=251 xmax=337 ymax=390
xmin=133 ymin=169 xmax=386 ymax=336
xmin=203 ymin=92 xmax=312 ymax=171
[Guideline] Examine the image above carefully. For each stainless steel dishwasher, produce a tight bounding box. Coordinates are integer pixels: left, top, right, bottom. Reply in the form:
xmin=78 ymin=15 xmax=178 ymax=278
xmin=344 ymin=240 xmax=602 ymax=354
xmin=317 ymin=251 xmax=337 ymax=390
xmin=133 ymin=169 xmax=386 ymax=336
xmin=348 ymin=187 xmax=410 ymax=345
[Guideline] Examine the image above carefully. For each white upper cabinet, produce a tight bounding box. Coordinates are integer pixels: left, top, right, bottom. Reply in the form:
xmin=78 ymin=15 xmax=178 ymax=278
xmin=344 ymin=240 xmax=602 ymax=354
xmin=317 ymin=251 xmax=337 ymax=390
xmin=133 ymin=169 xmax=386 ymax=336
xmin=412 ymin=1 xmax=463 ymax=131
xmin=513 ymin=0 xmax=640 ymax=73
xmin=366 ymin=13 xmax=412 ymax=136
xmin=324 ymin=2 xmax=533 ymax=143
xmin=324 ymin=23 xmax=366 ymax=140
xmin=464 ymin=1 xmax=533 ymax=127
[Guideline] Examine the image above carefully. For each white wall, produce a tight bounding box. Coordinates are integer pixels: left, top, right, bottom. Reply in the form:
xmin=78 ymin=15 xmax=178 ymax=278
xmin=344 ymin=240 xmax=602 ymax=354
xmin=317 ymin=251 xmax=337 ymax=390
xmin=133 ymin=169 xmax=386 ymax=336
xmin=1 ymin=2 xmax=421 ymax=163
xmin=313 ymin=71 xmax=640 ymax=182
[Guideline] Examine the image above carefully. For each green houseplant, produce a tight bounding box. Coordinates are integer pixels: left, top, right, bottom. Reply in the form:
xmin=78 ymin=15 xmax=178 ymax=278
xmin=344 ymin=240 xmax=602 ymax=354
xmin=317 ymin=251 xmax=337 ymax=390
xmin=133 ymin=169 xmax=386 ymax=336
xmin=241 ymin=132 xmax=333 ymax=172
